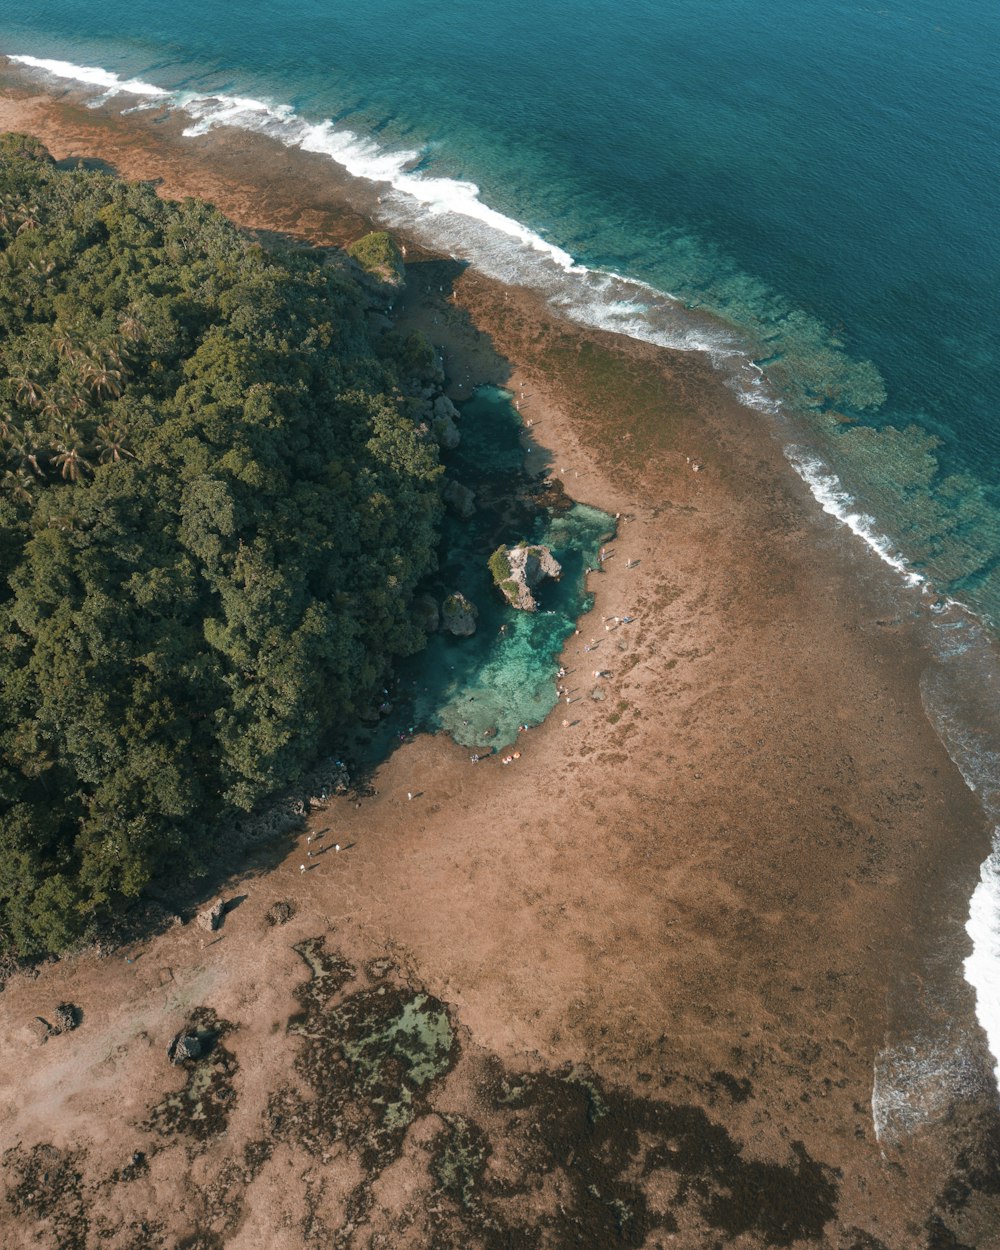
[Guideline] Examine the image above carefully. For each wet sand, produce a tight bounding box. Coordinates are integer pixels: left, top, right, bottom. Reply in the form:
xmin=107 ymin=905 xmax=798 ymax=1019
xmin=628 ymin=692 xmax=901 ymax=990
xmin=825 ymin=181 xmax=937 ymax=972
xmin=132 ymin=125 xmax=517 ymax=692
xmin=2 ymin=69 xmax=999 ymax=1249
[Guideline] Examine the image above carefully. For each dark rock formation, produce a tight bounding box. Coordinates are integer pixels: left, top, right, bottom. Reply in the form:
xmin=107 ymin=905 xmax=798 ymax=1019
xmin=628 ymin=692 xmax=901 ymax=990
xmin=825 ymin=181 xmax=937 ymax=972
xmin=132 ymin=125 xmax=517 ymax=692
xmin=442 ymin=478 xmax=476 ymax=518
xmin=442 ymin=592 xmax=478 ymax=636
xmin=168 ymin=1032 xmax=204 ymax=1064
xmin=265 ymin=901 xmax=295 ymax=927
xmin=53 ymin=1003 xmax=80 ymax=1033
xmin=432 ymin=396 xmax=462 ymax=449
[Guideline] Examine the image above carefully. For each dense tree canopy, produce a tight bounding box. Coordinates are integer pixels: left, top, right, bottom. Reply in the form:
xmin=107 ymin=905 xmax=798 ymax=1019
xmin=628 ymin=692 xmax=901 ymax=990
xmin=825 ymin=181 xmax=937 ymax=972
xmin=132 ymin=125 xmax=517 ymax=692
xmin=0 ymin=133 xmax=444 ymax=953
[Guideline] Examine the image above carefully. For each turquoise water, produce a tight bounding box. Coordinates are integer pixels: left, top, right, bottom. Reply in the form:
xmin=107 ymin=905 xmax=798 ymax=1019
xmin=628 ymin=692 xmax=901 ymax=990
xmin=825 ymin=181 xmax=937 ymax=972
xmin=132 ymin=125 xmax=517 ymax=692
xmin=3 ymin=2 xmax=999 ymax=624
xmin=370 ymin=386 xmax=612 ymax=755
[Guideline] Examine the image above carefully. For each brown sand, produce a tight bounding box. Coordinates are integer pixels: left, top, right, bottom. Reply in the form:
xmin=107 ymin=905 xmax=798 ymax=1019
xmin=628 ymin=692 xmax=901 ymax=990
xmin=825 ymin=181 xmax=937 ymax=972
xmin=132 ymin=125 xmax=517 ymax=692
xmin=2 ymin=72 xmax=999 ymax=1249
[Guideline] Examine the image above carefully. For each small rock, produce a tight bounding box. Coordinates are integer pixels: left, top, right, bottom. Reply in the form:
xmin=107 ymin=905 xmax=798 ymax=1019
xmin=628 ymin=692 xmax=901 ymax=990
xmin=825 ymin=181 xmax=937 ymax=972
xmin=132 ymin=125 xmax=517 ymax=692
xmin=431 ymin=397 xmax=461 ymax=450
xmin=54 ymin=1003 xmax=80 ymax=1032
xmin=265 ymin=901 xmax=295 ymax=927
xmin=27 ymin=1017 xmax=53 ymax=1045
xmin=490 ymin=543 xmax=562 ymax=611
xmin=168 ymin=1032 xmax=203 ymax=1064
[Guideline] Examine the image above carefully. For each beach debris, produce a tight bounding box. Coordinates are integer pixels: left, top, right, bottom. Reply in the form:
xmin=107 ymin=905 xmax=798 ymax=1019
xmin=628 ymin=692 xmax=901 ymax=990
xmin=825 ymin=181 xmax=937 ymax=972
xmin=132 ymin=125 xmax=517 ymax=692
xmin=488 ymin=542 xmax=562 ymax=611
xmin=53 ymin=1003 xmax=80 ymax=1033
xmin=591 ymin=687 xmax=607 ymax=701
xmin=265 ymin=900 xmax=295 ymax=927
xmin=197 ymin=900 xmax=226 ymax=933
xmin=167 ymin=1032 xmax=204 ymax=1064
xmin=442 ymin=592 xmax=479 ymax=636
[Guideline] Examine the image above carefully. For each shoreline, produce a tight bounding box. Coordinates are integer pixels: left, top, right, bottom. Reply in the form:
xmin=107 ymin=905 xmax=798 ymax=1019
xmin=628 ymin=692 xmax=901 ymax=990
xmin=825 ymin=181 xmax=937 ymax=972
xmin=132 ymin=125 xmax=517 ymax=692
xmin=2 ymin=73 xmax=1000 ymax=1247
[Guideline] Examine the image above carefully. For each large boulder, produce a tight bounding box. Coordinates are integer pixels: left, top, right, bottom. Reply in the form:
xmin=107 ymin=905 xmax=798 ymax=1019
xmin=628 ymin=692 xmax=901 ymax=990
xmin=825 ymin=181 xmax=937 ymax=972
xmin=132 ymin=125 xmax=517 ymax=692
xmin=431 ymin=395 xmax=461 ymax=450
xmin=442 ymin=478 xmax=476 ymax=519
xmin=198 ymin=900 xmax=225 ymax=932
xmin=489 ymin=543 xmax=561 ymax=611
xmin=441 ymin=592 xmax=478 ymax=636
xmin=414 ymin=593 xmax=440 ymax=633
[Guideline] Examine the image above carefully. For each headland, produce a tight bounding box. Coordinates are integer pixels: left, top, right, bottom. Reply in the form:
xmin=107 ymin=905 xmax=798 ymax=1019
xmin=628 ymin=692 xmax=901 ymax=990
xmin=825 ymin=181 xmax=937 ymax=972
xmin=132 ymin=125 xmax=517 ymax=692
xmin=1 ymin=67 xmax=998 ymax=1249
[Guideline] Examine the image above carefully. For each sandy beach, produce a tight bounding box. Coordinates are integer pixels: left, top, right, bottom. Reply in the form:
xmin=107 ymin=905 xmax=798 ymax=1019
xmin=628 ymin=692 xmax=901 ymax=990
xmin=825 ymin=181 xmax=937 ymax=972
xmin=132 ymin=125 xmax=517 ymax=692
xmin=1 ymin=71 xmax=999 ymax=1249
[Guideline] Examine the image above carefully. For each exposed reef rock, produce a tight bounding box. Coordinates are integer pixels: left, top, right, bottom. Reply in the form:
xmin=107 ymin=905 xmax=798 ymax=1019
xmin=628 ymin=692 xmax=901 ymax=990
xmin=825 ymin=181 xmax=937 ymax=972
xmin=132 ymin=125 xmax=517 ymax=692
xmin=489 ymin=542 xmax=562 ymax=611
xmin=442 ymin=592 xmax=478 ymax=636
xmin=167 ymin=1033 xmax=204 ymax=1064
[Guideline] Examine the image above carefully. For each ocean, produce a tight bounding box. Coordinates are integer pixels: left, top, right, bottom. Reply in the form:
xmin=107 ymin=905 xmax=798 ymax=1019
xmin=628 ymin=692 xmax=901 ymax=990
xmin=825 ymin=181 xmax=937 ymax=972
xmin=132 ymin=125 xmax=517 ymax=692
xmin=2 ymin=0 xmax=1000 ymax=1098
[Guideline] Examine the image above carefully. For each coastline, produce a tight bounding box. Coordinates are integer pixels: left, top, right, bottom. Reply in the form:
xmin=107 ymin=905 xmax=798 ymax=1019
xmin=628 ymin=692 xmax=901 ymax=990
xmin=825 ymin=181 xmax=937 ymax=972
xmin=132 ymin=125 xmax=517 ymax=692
xmin=2 ymin=71 xmax=999 ymax=1247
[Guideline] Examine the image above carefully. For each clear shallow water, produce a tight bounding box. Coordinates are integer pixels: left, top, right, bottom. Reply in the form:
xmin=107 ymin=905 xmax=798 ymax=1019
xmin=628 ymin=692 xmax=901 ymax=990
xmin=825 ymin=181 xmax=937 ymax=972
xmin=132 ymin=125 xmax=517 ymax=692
xmin=367 ymin=386 xmax=613 ymax=757
xmin=4 ymin=0 xmax=1000 ymax=1100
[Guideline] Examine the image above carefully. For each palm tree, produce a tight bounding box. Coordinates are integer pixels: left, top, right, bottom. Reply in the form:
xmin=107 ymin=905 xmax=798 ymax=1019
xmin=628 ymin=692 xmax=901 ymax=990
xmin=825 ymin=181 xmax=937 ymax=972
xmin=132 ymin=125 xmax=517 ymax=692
xmin=51 ymin=426 xmax=92 ymax=483
xmin=14 ymin=203 xmax=40 ymax=235
xmin=0 ymin=468 xmax=36 ymax=506
xmin=52 ymin=329 xmax=82 ymax=363
xmin=81 ymin=355 xmax=124 ymax=402
xmin=118 ymin=311 xmax=147 ymax=344
xmin=95 ymin=421 xmax=135 ymax=465
xmin=40 ymin=387 xmax=72 ymax=425
xmin=6 ymin=426 xmax=46 ymax=478
xmin=14 ymin=374 xmax=45 ymax=410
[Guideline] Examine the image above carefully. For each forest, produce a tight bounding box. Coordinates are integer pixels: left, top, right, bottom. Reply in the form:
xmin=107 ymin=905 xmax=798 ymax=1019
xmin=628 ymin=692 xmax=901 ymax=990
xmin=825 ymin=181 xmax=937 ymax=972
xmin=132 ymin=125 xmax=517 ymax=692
xmin=0 ymin=133 xmax=445 ymax=954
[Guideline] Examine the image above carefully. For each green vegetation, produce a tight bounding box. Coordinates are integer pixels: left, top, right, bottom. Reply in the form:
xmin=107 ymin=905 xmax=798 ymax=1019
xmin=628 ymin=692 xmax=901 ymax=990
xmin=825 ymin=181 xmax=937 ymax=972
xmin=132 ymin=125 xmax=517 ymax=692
xmin=0 ymin=134 xmax=444 ymax=953
xmin=346 ymin=231 xmax=405 ymax=287
xmin=486 ymin=545 xmax=511 ymax=586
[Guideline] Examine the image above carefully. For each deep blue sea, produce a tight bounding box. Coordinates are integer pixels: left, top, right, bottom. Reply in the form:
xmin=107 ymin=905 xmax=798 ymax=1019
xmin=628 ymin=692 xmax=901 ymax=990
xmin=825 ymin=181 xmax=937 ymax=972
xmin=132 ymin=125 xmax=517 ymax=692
xmin=4 ymin=1 xmax=1000 ymax=1095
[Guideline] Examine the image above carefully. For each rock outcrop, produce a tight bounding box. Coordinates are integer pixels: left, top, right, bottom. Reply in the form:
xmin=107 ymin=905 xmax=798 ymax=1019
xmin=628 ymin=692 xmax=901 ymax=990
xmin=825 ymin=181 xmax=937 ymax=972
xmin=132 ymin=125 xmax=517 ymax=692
xmin=441 ymin=592 xmax=478 ymax=636
xmin=489 ymin=543 xmax=562 ymax=611
xmin=198 ymin=900 xmax=225 ymax=932
xmin=265 ymin=901 xmax=295 ymax=927
xmin=54 ymin=1003 xmax=80 ymax=1032
xmin=442 ymin=478 xmax=476 ymax=518
xmin=414 ymin=593 xmax=440 ymax=633
xmin=168 ymin=1032 xmax=203 ymax=1064
xmin=432 ymin=395 xmax=461 ymax=449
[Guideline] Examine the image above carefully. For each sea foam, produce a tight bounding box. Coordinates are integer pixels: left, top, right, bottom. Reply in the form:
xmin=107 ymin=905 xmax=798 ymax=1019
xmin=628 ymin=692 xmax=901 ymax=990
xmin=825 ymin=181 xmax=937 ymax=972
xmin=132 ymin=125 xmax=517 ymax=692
xmin=9 ymin=55 xmax=168 ymax=98
xmin=783 ymin=446 xmax=926 ymax=587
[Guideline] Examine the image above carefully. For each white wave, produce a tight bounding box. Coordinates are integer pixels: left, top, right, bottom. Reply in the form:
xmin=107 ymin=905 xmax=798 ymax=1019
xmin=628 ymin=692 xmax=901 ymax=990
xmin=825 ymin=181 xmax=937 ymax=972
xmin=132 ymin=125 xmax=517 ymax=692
xmin=920 ymin=660 xmax=1000 ymax=1101
xmin=965 ymin=841 xmax=1000 ymax=1093
xmin=8 ymin=54 xmax=168 ymax=98
xmin=784 ymin=445 xmax=926 ymax=587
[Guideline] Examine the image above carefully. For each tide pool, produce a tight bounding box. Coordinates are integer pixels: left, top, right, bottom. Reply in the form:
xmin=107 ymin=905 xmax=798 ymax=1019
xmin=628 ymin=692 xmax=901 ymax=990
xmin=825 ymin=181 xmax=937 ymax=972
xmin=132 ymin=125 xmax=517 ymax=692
xmin=366 ymin=386 xmax=613 ymax=756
